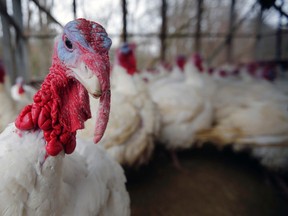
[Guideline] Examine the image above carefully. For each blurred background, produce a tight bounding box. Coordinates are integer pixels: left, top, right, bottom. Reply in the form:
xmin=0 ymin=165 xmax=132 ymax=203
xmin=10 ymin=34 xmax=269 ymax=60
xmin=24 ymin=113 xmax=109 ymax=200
xmin=1 ymin=1 xmax=288 ymax=215
xmin=0 ymin=0 xmax=287 ymax=83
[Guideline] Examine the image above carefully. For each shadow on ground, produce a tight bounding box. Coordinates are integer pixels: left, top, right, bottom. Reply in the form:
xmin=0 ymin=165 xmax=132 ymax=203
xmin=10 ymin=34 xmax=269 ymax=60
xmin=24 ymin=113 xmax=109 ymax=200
xmin=125 ymin=144 xmax=288 ymax=216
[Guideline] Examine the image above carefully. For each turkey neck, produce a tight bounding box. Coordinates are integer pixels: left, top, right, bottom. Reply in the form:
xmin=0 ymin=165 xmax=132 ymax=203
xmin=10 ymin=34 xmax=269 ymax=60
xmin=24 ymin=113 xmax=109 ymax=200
xmin=29 ymin=147 xmax=65 ymax=216
xmin=15 ymin=58 xmax=91 ymax=156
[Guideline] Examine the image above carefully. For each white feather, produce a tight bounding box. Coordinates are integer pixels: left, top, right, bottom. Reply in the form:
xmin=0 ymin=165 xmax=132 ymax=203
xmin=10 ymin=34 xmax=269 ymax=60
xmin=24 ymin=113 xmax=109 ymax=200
xmin=150 ymin=61 xmax=213 ymax=150
xmin=78 ymin=65 xmax=160 ymax=167
xmin=0 ymin=124 xmax=130 ymax=216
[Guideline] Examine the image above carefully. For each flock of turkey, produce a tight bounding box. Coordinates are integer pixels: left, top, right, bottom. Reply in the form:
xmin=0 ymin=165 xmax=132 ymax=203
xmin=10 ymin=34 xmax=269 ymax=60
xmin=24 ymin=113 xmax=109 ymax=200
xmin=79 ymin=42 xmax=288 ymax=172
xmin=0 ymin=18 xmax=287 ymax=215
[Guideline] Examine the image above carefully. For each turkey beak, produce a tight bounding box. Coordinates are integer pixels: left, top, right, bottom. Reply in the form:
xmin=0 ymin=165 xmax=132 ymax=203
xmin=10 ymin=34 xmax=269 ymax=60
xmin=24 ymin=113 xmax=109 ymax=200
xmin=71 ymin=61 xmax=102 ymax=98
xmin=80 ymin=53 xmax=111 ymax=144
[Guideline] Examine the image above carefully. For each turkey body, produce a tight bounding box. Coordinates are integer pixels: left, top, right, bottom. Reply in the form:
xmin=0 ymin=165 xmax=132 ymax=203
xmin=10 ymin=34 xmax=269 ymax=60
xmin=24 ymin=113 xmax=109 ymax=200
xmin=198 ymin=77 xmax=288 ymax=170
xmin=0 ymin=18 xmax=130 ymax=216
xmin=150 ymin=63 xmax=213 ymax=150
xmin=0 ymin=124 xmax=130 ymax=216
xmin=11 ymin=83 xmax=37 ymax=112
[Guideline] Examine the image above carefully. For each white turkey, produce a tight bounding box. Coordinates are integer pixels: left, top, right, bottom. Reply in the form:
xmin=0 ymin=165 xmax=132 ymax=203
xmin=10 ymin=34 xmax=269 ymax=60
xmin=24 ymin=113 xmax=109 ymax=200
xmin=139 ymin=60 xmax=175 ymax=85
xmin=150 ymin=53 xmax=214 ymax=167
xmin=146 ymin=56 xmax=186 ymax=93
xmin=78 ymin=42 xmax=160 ymax=168
xmin=181 ymin=54 xmax=218 ymax=105
xmin=11 ymin=76 xmax=37 ymax=112
xmin=0 ymin=60 xmax=17 ymax=132
xmin=0 ymin=19 xmax=130 ymax=215
xmin=197 ymin=67 xmax=288 ymax=171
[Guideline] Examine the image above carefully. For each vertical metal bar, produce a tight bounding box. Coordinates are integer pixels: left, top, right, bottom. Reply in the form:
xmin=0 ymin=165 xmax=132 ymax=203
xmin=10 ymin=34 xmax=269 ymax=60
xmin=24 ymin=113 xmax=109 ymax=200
xmin=122 ymin=0 xmax=127 ymax=42
xmin=195 ymin=0 xmax=203 ymax=53
xmin=227 ymin=0 xmax=236 ymax=63
xmin=160 ymin=0 xmax=167 ymax=61
xmin=12 ymin=0 xmax=29 ymax=83
xmin=0 ymin=0 xmax=15 ymax=83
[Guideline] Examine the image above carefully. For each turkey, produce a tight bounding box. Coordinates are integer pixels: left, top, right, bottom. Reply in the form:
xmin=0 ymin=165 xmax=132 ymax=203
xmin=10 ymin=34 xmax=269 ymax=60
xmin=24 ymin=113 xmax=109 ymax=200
xmin=139 ymin=54 xmax=186 ymax=91
xmin=79 ymin=42 xmax=160 ymax=168
xmin=183 ymin=54 xmax=218 ymax=102
xmin=197 ymin=69 xmax=288 ymax=171
xmin=146 ymin=57 xmax=186 ymax=93
xmin=150 ymin=54 xmax=213 ymax=167
xmin=0 ymin=19 xmax=130 ymax=216
xmin=11 ymin=76 xmax=37 ymax=112
xmin=0 ymin=60 xmax=17 ymax=132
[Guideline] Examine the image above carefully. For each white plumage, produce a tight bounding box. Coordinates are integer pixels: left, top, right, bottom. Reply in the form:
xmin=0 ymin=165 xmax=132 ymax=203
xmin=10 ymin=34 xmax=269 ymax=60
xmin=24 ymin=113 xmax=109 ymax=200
xmin=0 ymin=18 xmax=130 ymax=215
xmin=10 ymin=77 xmax=37 ymax=111
xmin=197 ymin=71 xmax=288 ymax=170
xmin=79 ymin=65 xmax=160 ymax=167
xmin=150 ymin=59 xmax=213 ymax=150
xmin=0 ymin=123 xmax=130 ymax=216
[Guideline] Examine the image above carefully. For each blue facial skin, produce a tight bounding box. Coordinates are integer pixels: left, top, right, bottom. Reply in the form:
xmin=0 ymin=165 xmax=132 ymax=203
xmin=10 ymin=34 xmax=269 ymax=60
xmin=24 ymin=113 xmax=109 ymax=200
xmin=98 ymin=32 xmax=112 ymax=50
xmin=120 ymin=43 xmax=131 ymax=54
xmin=57 ymin=20 xmax=112 ymax=67
xmin=57 ymin=20 xmax=89 ymax=67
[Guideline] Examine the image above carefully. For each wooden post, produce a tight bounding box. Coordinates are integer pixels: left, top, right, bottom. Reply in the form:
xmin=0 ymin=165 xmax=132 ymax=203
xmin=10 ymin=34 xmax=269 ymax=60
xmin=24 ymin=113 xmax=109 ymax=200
xmin=31 ymin=0 xmax=63 ymax=28
xmin=12 ymin=0 xmax=29 ymax=83
xmin=276 ymin=0 xmax=284 ymax=61
xmin=195 ymin=0 xmax=203 ymax=53
xmin=121 ymin=0 xmax=127 ymax=42
xmin=0 ymin=0 xmax=15 ymax=83
xmin=73 ymin=0 xmax=77 ymax=19
xmin=226 ymin=0 xmax=236 ymax=63
xmin=160 ymin=0 xmax=167 ymax=61
xmin=254 ymin=6 xmax=263 ymax=60
xmin=208 ymin=2 xmax=257 ymax=64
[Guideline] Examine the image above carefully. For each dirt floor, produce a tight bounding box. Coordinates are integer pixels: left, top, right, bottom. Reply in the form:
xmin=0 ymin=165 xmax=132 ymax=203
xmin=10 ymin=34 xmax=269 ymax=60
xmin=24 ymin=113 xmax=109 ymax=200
xmin=125 ymin=145 xmax=288 ymax=216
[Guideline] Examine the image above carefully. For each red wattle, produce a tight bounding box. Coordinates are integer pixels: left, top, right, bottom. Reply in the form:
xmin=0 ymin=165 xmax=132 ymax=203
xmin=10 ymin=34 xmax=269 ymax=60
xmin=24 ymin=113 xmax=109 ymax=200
xmin=38 ymin=107 xmax=52 ymax=130
xmin=15 ymin=60 xmax=91 ymax=156
xmin=15 ymin=105 xmax=35 ymax=130
xmin=0 ymin=60 xmax=5 ymax=84
xmin=18 ymin=85 xmax=25 ymax=94
xmin=62 ymin=133 xmax=76 ymax=154
xmin=116 ymin=43 xmax=137 ymax=75
xmin=176 ymin=55 xmax=186 ymax=71
xmin=46 ymin=137 xmax=63 ymax=156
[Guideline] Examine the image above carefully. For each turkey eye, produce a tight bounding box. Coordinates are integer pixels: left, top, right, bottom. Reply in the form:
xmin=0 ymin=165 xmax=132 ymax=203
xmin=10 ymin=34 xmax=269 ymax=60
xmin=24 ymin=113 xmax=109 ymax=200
xmin=64 ymin=38 xmax=73 ymax=50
